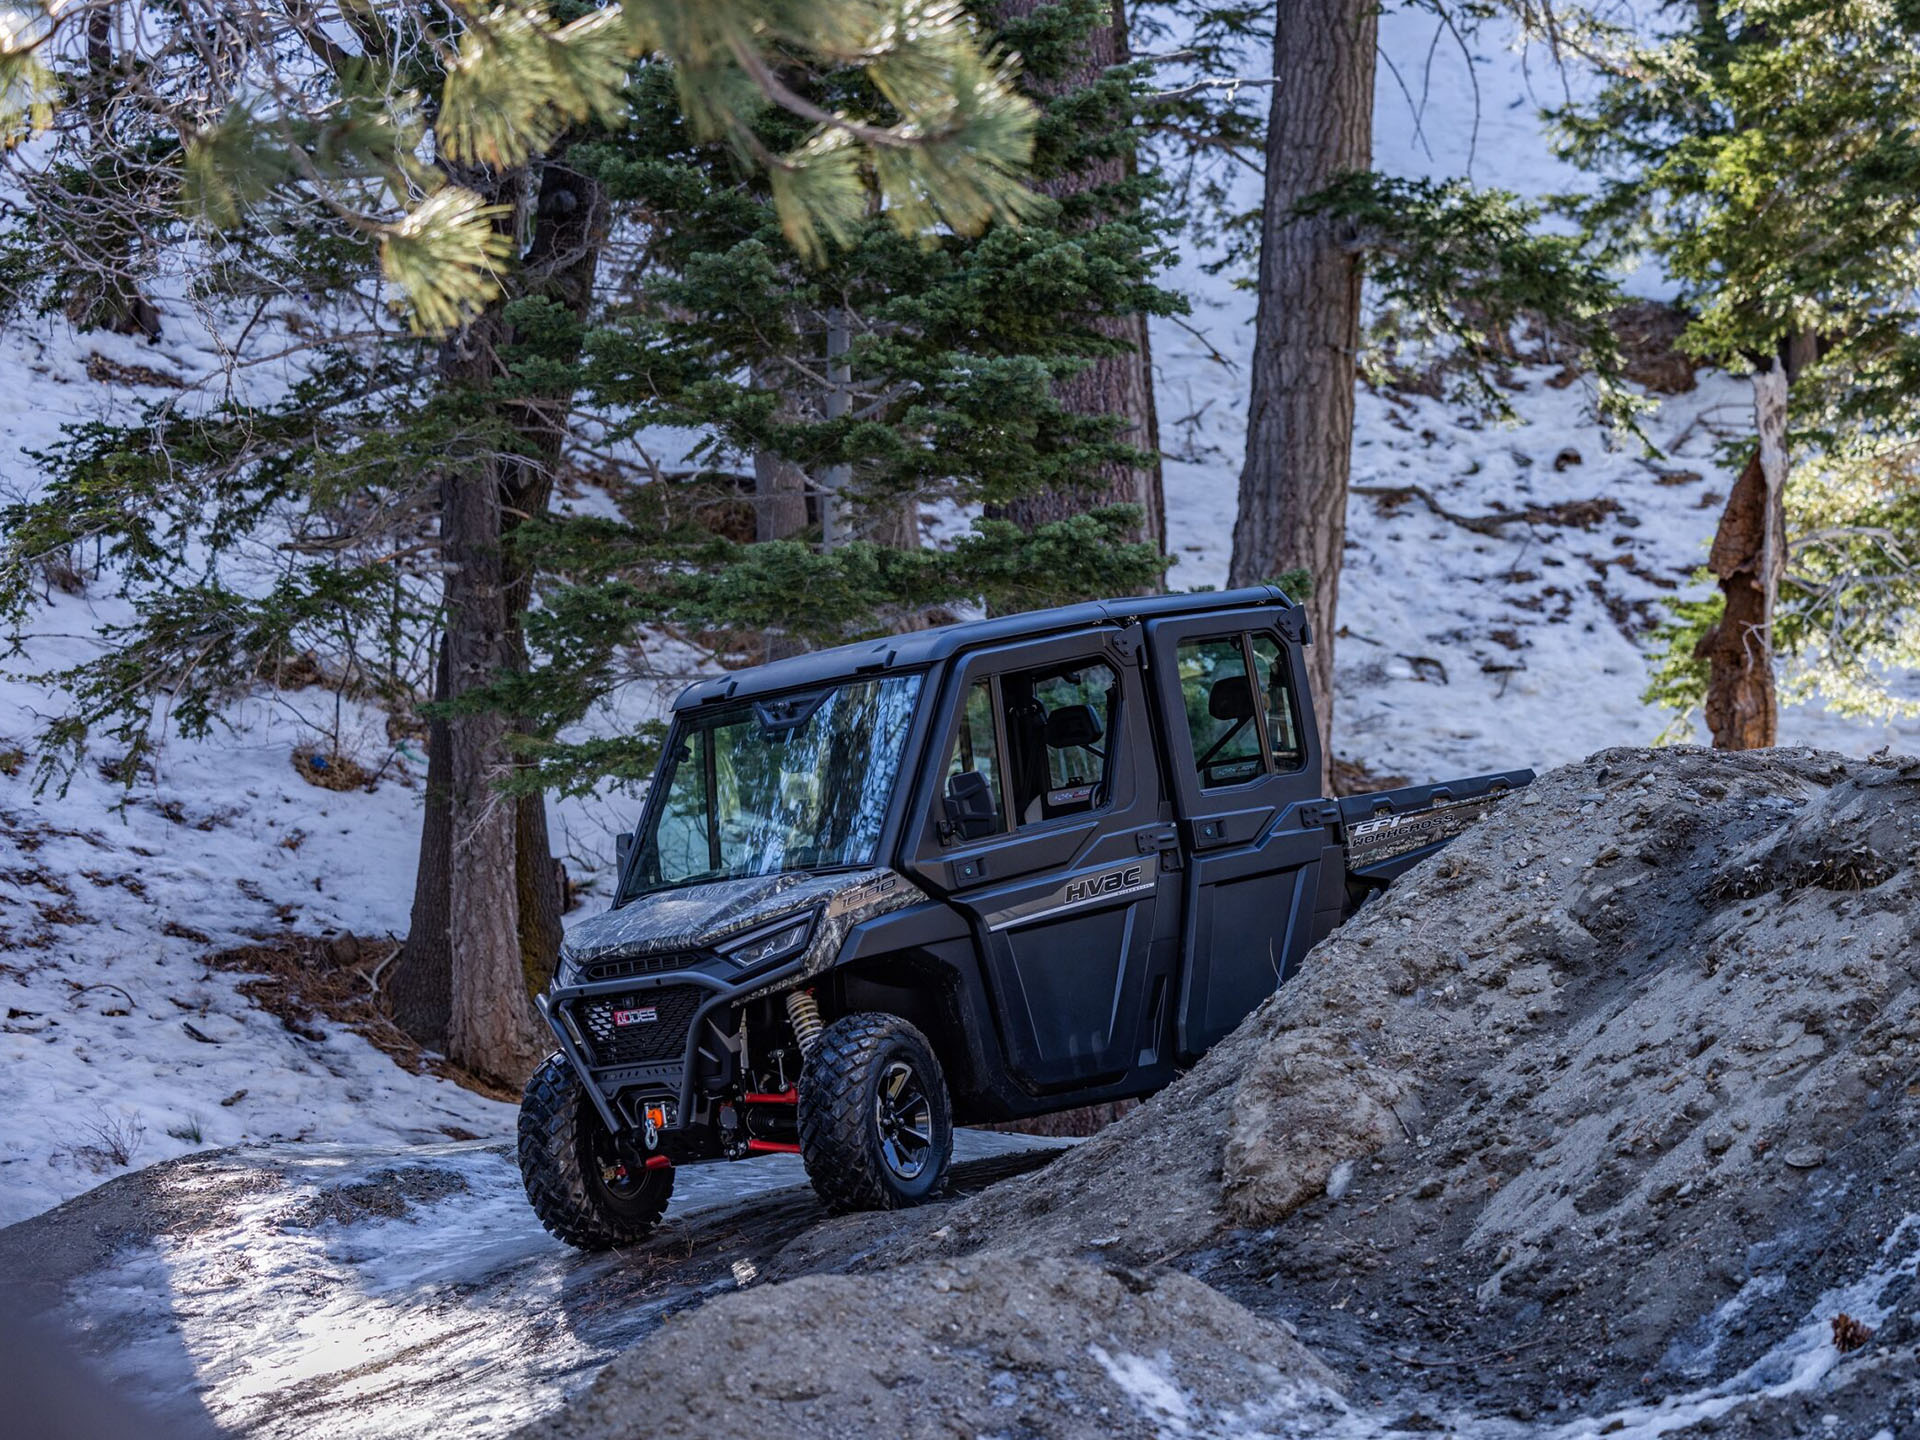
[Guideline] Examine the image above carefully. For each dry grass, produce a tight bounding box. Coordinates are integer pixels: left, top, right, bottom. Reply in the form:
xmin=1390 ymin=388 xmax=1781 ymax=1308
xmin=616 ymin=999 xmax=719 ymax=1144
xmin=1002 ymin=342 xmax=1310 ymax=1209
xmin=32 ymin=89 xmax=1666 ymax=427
xmin=201 ymin=931 xmax=520 ymax=1102
xmin=74 ymin=1109 xmax=147 ymax=1172
xmin=292 ymin=747 xmax=375 ymax=792
xmin=84 ymin=351 xmax=185 ymax=389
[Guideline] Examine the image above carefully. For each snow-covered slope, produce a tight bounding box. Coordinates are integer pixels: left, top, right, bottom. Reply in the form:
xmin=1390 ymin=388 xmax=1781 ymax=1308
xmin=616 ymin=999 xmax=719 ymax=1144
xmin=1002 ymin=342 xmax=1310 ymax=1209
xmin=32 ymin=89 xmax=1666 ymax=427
xmin=0 ymin=621 xmax=517 ymax=1225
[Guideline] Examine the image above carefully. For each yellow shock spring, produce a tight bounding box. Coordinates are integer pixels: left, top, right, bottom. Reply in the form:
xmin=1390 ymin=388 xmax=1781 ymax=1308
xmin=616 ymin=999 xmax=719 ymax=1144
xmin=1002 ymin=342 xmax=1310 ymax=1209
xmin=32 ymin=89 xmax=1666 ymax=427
xmin=785 ymin=989 xmax=824 ymax=1060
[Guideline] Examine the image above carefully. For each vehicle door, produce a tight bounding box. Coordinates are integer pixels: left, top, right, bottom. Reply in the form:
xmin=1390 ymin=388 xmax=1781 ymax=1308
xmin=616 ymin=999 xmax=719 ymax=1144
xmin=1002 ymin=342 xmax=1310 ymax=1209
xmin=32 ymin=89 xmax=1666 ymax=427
xmin=904 ymin=629 xmax=1180 ymax=1093
xmin=1143 ymin=610 xmax=1345 ymax=1061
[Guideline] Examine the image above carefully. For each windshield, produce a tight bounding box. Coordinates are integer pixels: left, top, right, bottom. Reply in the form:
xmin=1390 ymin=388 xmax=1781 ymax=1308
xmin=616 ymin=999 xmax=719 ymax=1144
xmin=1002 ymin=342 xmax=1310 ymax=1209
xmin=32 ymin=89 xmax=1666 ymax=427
xmin=625 ymin=674 xmax=922 ymax=898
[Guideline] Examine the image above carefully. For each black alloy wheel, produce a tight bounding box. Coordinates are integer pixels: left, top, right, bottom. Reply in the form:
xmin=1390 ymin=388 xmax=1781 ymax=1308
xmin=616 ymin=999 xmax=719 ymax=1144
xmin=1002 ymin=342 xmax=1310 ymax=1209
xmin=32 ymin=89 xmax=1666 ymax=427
xmin=796 ymin=1011 xmax=954 ymax=1213
xmin=875 ymin=1058 xmax=936 ymax=1183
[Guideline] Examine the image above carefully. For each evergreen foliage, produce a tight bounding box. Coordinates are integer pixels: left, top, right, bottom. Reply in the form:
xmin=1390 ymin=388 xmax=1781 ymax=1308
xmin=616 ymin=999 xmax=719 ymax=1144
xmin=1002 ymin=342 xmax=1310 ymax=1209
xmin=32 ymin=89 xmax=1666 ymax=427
xmin=0 ymin=0 xmax=1041 ymax=332
xmin=0 ymin=0 xmax=1173 ymax=804
xmin=1553 ymin=0 xmax=1920 ymax=721
xmin=1300 ymin=172 xmax=1640 ymax=431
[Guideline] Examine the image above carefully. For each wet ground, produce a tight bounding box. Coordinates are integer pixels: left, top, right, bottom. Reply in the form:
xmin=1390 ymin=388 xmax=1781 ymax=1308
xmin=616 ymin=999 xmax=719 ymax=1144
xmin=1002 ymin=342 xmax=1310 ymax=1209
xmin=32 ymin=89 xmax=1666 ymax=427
xmin=0 ymin=1133 xmax=1064 ymax=1439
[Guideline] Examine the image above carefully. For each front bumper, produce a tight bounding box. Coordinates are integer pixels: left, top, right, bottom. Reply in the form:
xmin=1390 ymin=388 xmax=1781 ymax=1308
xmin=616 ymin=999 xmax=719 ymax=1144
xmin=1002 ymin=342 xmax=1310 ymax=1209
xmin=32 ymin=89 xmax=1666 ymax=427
xmin=538 ymin=956 xmax=807 ymax=1140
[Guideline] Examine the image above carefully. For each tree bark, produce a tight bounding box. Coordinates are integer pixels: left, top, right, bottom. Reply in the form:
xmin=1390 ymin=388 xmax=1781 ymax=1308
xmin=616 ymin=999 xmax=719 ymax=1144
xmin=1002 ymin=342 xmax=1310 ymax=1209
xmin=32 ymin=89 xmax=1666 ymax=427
xmin=440 ymin=406 xmax=547 ymax=1084
xmin=391 ymin=646 xmax=453 ymax=1045
xmin=753 ymin=446 xmax=810 ymax=543
xmin=1698 ymin=363 xmax=1789 ymax=749
xmin=1226 ymin=0 xmax=1377 ymax=794
xmin=986 ymin=0 xmax=1165 ymax=561
xmin=65 ymin=7 xmax=161 ymax=341
xmin=498 ymin=153 xmax=605 ymax=996
xmin=389 ymin=149 xmax=605 ymax=1077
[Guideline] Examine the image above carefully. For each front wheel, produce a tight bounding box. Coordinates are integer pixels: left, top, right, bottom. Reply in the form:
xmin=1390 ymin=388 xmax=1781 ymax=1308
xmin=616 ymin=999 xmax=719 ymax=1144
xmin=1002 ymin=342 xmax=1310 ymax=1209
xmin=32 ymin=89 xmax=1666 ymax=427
xmin=518 ymin=1052 xmax=673 ymax=1250
xmin=797 ymin=1012 xmax=954 ymax=1213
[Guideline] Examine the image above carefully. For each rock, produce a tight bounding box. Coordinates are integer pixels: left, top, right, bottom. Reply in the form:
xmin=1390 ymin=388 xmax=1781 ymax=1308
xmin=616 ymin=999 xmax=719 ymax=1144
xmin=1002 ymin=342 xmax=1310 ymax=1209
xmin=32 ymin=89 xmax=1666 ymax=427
xmin=1782 ymin=1146 xmax=1827 ymax=1170
xmin=512 ymin=1257 xmax=1344 ymax=1440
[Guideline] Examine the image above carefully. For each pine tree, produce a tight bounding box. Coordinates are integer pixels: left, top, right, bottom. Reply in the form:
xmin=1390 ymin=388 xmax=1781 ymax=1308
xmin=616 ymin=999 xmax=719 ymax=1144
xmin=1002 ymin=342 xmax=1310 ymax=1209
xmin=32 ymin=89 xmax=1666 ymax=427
xmin=984 ymin=0 xmax=1166 ymax=556
xmin=1554 ymin=0 xmax=1920 ymax=740
xmin=488 ymin=0 xmax=1179 ymax=795
xmin=2 ymin=0 xmax=1043 ymax=335
xmin=1226 ymin=0 xmax=1378 ymax=790
xmin=1220 ymin=2 xmax=1634 ymax=787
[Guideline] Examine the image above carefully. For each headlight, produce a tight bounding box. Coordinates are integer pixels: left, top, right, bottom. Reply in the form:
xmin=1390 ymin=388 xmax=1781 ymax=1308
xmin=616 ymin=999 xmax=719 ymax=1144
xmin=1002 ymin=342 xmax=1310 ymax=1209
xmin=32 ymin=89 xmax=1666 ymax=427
xmin=719 ymin=913 xmax=814 ymax=970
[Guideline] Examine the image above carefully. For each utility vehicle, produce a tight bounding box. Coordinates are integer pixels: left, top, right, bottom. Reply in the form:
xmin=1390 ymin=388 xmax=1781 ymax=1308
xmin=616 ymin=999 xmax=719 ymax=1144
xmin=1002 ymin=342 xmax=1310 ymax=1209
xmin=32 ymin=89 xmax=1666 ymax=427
xmin=517 ymin=586 xmax=1531 ymax=1249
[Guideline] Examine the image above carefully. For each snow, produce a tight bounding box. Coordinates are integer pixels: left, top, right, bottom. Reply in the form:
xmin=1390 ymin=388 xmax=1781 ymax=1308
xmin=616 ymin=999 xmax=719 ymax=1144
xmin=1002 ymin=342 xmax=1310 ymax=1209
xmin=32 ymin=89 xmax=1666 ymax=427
xmin=0 ymin=635 xmax=517 ymax=1226
xmin=1090 ymin=1344 xmax=1196 ymax=1431
xmin=66 ymin=1131 xmax=1064 ymax=1440
xmin=1549 ymin=1215 xmax=1920 ymax=1440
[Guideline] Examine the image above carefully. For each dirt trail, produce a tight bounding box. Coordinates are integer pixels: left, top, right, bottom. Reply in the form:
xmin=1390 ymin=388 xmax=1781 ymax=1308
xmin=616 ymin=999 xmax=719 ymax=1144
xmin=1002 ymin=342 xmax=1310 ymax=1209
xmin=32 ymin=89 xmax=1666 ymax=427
xmin=545 ymin=747 xmax=1920 ymax=1439
xmin=0 ymin=1138 xmax=1060 ymax=1439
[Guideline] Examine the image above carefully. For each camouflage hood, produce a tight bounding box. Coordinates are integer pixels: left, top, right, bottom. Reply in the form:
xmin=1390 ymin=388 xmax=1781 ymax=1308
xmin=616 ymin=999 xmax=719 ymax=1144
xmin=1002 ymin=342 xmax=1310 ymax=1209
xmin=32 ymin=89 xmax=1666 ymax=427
xmin=559 ymin=867 xmax=923 ymax=970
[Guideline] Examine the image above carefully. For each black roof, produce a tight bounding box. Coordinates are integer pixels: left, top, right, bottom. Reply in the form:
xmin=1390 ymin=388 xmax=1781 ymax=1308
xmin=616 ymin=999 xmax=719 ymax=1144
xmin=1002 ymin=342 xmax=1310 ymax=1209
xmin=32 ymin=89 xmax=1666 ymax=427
xmin=674 ymin=585 xmax=1299 ymax=711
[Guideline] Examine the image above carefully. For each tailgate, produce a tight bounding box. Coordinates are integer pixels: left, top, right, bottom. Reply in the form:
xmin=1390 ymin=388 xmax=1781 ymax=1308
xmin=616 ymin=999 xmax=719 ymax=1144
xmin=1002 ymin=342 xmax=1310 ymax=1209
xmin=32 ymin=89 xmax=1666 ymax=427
xmin=1338 ymin=768 xmax=1535 ymax=886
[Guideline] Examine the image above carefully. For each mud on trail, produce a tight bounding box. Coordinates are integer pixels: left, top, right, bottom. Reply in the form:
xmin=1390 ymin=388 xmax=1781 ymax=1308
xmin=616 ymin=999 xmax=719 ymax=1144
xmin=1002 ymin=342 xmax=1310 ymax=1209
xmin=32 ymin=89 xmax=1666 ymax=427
xmin=0 ymin=1137 xmax=1062 ymax=1439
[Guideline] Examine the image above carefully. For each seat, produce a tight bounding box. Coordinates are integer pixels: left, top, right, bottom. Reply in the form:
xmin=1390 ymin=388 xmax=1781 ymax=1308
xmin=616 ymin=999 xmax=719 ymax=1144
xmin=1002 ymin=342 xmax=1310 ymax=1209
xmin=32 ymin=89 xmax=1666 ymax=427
xmin=1043 ymin=703 xmax=1103 ymax=752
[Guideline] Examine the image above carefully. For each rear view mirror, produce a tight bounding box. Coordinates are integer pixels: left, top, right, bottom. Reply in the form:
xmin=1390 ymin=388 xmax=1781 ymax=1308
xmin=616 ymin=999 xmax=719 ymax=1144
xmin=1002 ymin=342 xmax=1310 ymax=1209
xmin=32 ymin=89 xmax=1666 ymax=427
xmin=615 ymin=831 xmax=634 ymax=871
xmin=943 ymin=770 xmax=998 ymax=841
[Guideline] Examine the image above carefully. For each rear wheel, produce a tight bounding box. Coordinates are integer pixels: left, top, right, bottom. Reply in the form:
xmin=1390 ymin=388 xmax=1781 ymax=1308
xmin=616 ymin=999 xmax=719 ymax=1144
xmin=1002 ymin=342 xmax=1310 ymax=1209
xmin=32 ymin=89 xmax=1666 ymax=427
xmin=797 ymin=1012 xmax=953 ymax=1213
xmin=518 ymin=1052 xmax=673 ymax=1250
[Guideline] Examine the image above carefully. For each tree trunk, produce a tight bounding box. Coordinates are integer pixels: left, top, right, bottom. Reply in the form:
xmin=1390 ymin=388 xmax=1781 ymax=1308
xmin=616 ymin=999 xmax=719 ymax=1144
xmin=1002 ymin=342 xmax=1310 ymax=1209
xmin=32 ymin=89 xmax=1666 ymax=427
xmin=986 ymin=0 xmax=1165 ymax=562
xmin=1226 ymin=0 xmax=1377 ymax=795
xmin=754 ymin=446 xmax=810 ymax=544
xmin=389 ymin=149 xmax=605 ymax=1077
xmin=65 ymin=7 xmax=161 ymax=341
xmin=1698 ymin=363 xmax=1789 ymax=749
xmin=392 ymin=646 xmax=453 ymax=1046
xmin=497 ymin=152 xmax=606 ymax=996
xmin=440 ymin=421 xmax=547 ymax=1084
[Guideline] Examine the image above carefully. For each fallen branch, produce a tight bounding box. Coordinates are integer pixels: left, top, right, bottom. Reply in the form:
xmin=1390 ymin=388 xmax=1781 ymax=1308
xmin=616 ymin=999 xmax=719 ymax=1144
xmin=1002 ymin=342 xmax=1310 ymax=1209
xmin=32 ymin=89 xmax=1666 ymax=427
xmin=1354 ymin=484 xmax=1621 ymax=534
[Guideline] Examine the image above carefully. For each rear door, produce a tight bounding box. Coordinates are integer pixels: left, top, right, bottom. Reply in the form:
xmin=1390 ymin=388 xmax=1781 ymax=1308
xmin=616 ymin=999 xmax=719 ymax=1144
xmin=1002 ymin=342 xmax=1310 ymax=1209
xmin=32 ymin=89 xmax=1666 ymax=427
xmin=904 ymin=628 xmax=1180 ymax=1094
xmin=1143 ymin=609 xmax=1344 ymax=1061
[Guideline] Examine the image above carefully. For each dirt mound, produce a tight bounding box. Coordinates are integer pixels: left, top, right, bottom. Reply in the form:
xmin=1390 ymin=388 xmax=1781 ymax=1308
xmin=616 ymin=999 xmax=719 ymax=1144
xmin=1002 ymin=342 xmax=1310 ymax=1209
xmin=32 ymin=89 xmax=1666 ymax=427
xmin=513 ymin=1255 xmax=1345 ymax=1440
xmin=775 ymin=747 xmax=1920 ymax=1429
xmin=1202 ymin=746 xmax=1920 ymax=1402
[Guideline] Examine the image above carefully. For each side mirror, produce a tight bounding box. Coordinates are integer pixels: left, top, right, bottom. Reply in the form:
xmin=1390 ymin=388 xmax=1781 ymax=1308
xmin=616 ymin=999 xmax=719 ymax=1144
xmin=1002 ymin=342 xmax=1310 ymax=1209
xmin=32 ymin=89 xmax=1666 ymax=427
xmin=942 ymin=770 xmax=997 ymax=841
xmin=615 ymin=831 xmax=634 ymax=872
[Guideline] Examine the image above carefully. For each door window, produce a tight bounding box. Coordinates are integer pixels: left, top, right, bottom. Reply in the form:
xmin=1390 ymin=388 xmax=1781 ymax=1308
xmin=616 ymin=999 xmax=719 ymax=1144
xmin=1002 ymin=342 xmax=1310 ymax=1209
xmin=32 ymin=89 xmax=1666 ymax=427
xmin=937 ymin=657 xmax=1122 ymax=842
xmin=1005 ymin=660 xmax=1117 ymax=826
xmin=941 ymin=679 xmax=1005 ymax=839
xmin=1175 ymin=633 xmax=1305 ymax=788
xmin=1175 ymin=638 xmax=1265 ymax=789
xmin=1249 ymin=635 xmax=1306 ymax=772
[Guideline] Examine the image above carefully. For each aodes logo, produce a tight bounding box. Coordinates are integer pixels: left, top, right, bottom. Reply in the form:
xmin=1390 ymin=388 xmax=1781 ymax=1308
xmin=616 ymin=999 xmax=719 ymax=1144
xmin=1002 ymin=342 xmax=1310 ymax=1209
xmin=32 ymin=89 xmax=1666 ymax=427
xmin=1064 ymin=865 xmax=1143 ymax=905
xmin=613 ymin=1006 xmax=658 ymax=1027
